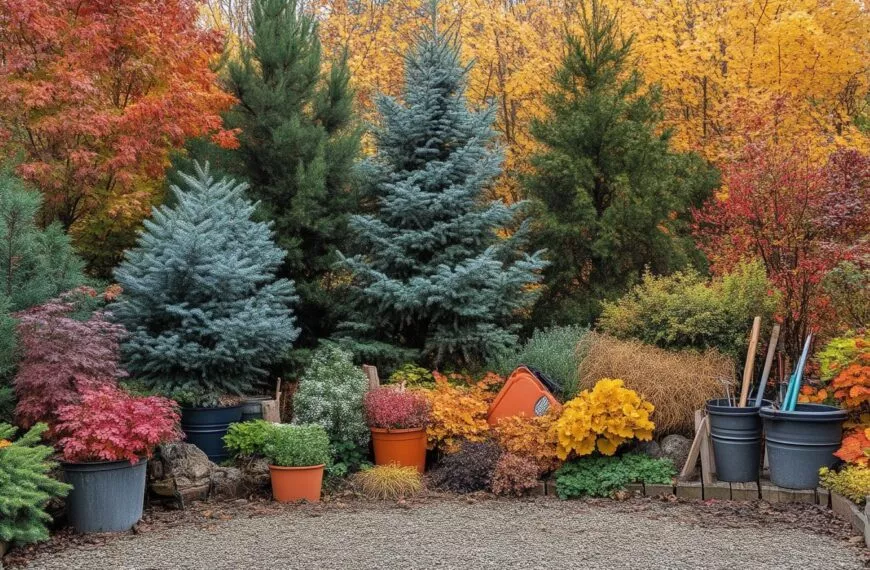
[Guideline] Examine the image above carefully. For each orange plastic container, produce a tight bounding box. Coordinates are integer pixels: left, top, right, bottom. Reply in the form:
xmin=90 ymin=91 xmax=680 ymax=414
xmin=487 ymin=366 xmax=561 ymax=426
xmin=269 ymin=464 xmax=324 ymax=502
xmin=370 ymin=427 xmax=427 ymax=473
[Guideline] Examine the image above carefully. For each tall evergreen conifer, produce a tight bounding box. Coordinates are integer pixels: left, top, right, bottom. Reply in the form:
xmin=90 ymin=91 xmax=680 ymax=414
xmin=339 ymin=6 xmax=545 ymax=367
xmin=112 ymin=163 xmax=299 ymax=406
xmin=525 ymin=0 xmax=718 ymax=326
xmin=222 ymin=0 xmax=361 ymax=351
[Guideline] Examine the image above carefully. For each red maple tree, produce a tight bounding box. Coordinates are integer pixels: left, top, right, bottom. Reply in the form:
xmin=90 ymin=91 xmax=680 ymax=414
xmin=0 ymin=0 xmax=237 ymax=272
xmin=694 ymin=142 xmax=869 ymax=362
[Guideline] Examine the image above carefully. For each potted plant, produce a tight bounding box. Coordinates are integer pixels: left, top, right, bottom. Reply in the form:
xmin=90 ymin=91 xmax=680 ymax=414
xmin=262 ymin=424 xmax=330 ymax=503
xmin=111 ymin=163 xmax=300 ymax=462
xmin=55 ymin=386 xmax=181 ymax=533
xmin=364 ymin=387 xmax=431 ymax=473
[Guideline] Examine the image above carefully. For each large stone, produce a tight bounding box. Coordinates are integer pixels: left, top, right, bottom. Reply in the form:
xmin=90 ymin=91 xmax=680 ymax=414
xmin=212 ymin=467 xmax=245 ymax=500
xmin=660 ymin=434 xmax=692 ymax=470
xmin=240 ymin=457 xmax=271 ymax=491
xmin=635 ymin=440 xmax=663 ymax=459
xmin=149 ymin=443 xmax=215 ymax=502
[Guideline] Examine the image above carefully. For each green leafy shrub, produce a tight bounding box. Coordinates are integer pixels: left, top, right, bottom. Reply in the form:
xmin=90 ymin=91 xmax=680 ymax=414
xmin=598 ymin=261 xmax=778 ymax=359
xmin=292 ymin=344 xmax=369 ymax=473
xmin=489 ymin=325 xmax=588 ymax=398
xmin=354 ymin=465 xmax=423 ymax=500
xmin=0 ymin=300 xmax=16 ymax=423
xmin=823 ymin=259 xmax=869 ymax=330
xmin=262 ymin=424 xmax=330 ymax=468
xmin=490 ymin=453 xmax=540 ymax=497
xmin=387 ymin=364 xmax=436 ymax=389
xmin=816 ymin=332 xmax=868 ymax=383
xmin=555 ymin=453 xmax=676 ymax=499
xmin=819 ymin=465 xmax=870 ymax=505
xmin=0 ymin=423 xmax=71 ymax=545
xmin=430 ymin=441 xmax=502 ymax=493
xmin=224 ymin=420 xmax=275 ymax=458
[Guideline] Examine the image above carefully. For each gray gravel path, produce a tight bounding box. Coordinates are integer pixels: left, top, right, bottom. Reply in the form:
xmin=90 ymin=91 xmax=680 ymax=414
xmin=24 ymin=499 xmax=864 ymax=569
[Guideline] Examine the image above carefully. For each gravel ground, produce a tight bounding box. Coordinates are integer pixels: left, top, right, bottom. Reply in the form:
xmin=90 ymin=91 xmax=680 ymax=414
xmin=19 ymin=498 xmax=866 ymax=570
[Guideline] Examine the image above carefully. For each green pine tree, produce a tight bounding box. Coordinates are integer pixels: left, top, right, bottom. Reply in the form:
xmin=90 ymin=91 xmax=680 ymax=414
xmin=339 ymin=6 xmax=546 ymax=367
xmin=525 ymin=0 xmax=719 ymax=326
xmin=0 ymin=423 xmax=71 ymax=545
xmin=112 ymin=163 xmax=299 ymax=406
xmin=220 ymin=0 xmax=361 ymax=353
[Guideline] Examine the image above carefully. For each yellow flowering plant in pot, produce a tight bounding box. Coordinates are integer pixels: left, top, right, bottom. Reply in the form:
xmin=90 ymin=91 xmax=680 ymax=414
xmin=551 ymin=378 xmax=655 ymax=459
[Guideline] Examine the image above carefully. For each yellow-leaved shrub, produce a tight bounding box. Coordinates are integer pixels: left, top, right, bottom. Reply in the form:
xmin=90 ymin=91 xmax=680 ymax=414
xmin=424 ymin=372 xmax=501 ymax=453
xmin=551 ymin=378 xmax=655 ymax=459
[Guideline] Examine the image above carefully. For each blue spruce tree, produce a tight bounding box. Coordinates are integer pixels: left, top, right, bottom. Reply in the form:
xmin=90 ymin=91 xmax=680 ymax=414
xmin=112 ymin=163 xmax=299 ymax=406
xmin=339 ymin=8 xmax=545 ymax=367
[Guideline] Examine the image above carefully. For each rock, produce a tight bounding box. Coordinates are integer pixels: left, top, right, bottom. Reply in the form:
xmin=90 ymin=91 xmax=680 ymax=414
xmin=149 ymin=443 xmax=215 ymax=504
xmin=660 ymin=435 xmax=691 ymax=469
xmin=240 ymin=457 xmax=271 ymax=491
xmin=635 ymin=440 xmax=663 ymax=459
xmin=212 ymin=467 xmax=245 ymax=500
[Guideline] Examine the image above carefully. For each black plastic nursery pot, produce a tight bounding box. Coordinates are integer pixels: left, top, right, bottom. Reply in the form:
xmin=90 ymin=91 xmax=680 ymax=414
xmin=240 ymin=396 xmax=271 ymax=422
xmin=181 ymin=405 xmax=243 ymax=462
xmin=706 ymin=398 xmax=772 ymax=482
xmin=62 ymin=459 xmax=147 ymax=533
xmin=760 ymin=403 xmax=848 ymax=490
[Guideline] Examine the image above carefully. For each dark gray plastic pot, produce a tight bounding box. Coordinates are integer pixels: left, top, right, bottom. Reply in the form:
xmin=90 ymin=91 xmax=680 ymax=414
xmin=240 ymin=397 xmax=271 ymax=422
xmin=62 ymin=459 xmax=147 ymax=533
xmin=706 ymin=398 xmax=772 ymax=482
xmin=181 ymin=405 xmax=243 ymax=462
xmin=760 ymin=403 xmax=848 ymax=490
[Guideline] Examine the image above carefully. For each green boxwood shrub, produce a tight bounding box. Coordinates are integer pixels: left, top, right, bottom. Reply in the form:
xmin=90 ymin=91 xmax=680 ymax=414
xmin=555 ymin=453 xmax=675 ymax=499
xmin=598 ymin=260 xmax=778 ymax=359
xmin=0 ymin=423 xmax=71 ymax=544
xmin=263 ymin=424 xmax=330 ymax=468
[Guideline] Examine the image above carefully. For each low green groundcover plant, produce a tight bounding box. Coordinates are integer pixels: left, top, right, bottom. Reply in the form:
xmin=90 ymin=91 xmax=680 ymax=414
xmin=555 ymin=453 xmax=675 ymax=499
xmin=0 ymin=423 xmax=71 ymax=545
xmin=263 ymin=424 xmax=331 ymax=468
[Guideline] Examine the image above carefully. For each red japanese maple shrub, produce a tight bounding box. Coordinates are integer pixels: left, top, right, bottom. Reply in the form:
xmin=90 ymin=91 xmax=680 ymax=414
xmin=364 ymin=388 xmax=431 ymax=430
xmin=13 ymin=290 xmax=127 ymax=430
xmin=55 ymin=385 xmax=182 ymax=463
xmin=694 ymin=142 xmax=869 ymax=361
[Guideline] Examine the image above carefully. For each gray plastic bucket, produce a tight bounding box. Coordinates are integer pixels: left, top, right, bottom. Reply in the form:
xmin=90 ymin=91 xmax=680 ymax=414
xmin=706 ymin=398 xmax=772 ymax=482
xmin=181 ymin=405 xmax=243 ymax=462
xmin=62 ymin=459 xmax=147 ymax=533
xmin=760 ymin=403 xmax=848 ymax=489
xmin=240 ymin=397 xmax=271 ymax=422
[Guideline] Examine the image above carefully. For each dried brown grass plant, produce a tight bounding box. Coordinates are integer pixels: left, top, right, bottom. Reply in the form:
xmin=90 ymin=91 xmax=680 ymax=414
xmin=577 ymin=332 xmax=736 ymax=435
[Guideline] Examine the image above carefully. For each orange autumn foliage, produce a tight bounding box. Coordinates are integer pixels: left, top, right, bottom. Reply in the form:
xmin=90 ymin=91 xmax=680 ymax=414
xmin=0 ymin=0 xmax=237 ymax=274
xmin=830 ymin=364 xmax=870 ymax=408
xmin=491 ymin=410 xmax=561 ymax=474
xmin=424 ymin=371 xmax=502 ymax=453
xmin=836 ymin=426 xmax=870 ymax=467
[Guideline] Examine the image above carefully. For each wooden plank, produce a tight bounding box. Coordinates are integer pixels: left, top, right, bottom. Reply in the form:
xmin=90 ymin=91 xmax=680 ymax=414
xmin=753 ymin=324 xmax=780 ymax=407
xmin=680 ymin=415 xmax=707 ymax=479
xmin=261 ymin=399 xmax=280 ymax=423
xmin=362 ymin=364 xmax=380 ymax=390
xmin=695 ymin=410 xmax=715 ymax=485
xmin=738 ymin=316 xmax=762 ymax=407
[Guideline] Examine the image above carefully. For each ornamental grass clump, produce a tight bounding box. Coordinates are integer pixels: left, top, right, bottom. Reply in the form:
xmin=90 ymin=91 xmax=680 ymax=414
xmin=364 ymin=387 xmax=430 ymax=430
xmin=354 ymin=465 xmax=423 ymax=500
xmin=0 ymin=423 xmax=71 ymax=545
xmin=263 ymin=424 xmax=330 ymax=468
xmin=552 ymin=378 xmax=654 ymax=459
xmin=490 ymin=453 xmax=540 ymax=497
xmin=430 ymin=440 xmax=502 ymax=493
xmin=54 ymin=386 xmax=182 ymax=463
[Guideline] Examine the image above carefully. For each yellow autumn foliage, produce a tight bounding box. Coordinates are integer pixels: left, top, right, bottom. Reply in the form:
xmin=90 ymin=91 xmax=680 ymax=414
xmin=551 ymin=378 xmax=655 ymax=459
xmin=424 ymin=372 xmax=500 ymax=453
xmin=492 ymin=410 xmax=561 ymax=474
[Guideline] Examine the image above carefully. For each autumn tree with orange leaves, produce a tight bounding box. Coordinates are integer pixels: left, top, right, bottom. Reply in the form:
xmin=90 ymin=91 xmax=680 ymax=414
xmin=0 ymin=0 xmax=237 ymax=274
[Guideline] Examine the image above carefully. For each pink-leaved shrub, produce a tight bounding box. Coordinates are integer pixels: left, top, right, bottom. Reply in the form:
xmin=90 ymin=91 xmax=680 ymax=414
xmin=55 ymin=385 xmax=182 ymax=463
xmin=364 ymin=387 xmax=431 ymax=430
xmin=13 ymin=288 xmax=127 ymax=431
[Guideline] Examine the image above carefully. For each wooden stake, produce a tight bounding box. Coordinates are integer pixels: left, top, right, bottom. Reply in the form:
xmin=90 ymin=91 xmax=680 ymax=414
xmin=738 ymin=317 xmax=762 ymax=407
xmin=680 ymin=415 xmax=708 ymax=479
xmin=696 ymin=410 xmax=715 ymax=485
xmin=753 ymin=324 xmax=780 ymax=407
xmin=362 ymin=364 xmax=380 ymax=390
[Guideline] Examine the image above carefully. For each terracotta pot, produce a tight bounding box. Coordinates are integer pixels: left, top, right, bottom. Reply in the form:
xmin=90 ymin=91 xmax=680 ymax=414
xmin=370 ymin=427 xmax=427 ymax=473
xmin=268 ymin=464 xmax=324 ymax=503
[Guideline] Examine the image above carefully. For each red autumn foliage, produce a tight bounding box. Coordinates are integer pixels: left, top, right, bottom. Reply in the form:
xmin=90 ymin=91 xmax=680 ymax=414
xmin=694 ymin=140 xmax=869 ymax=361
xmin=55 ymin=385 xmax=182 ymax=463
xmin=0 ymin=0 xmax=236 ymax=270
xmin=13 ymin=291 xmax=127 ymax=431
xmin=364 ymin=387 xmax=431 ymax=430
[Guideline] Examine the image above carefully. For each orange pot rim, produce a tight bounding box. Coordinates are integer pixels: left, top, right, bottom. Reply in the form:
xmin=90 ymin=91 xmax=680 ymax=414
xmin=268 ymin=464 xmax=325 ymax=471
xmin=370 ymin=426 xmax=426 ymax=434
